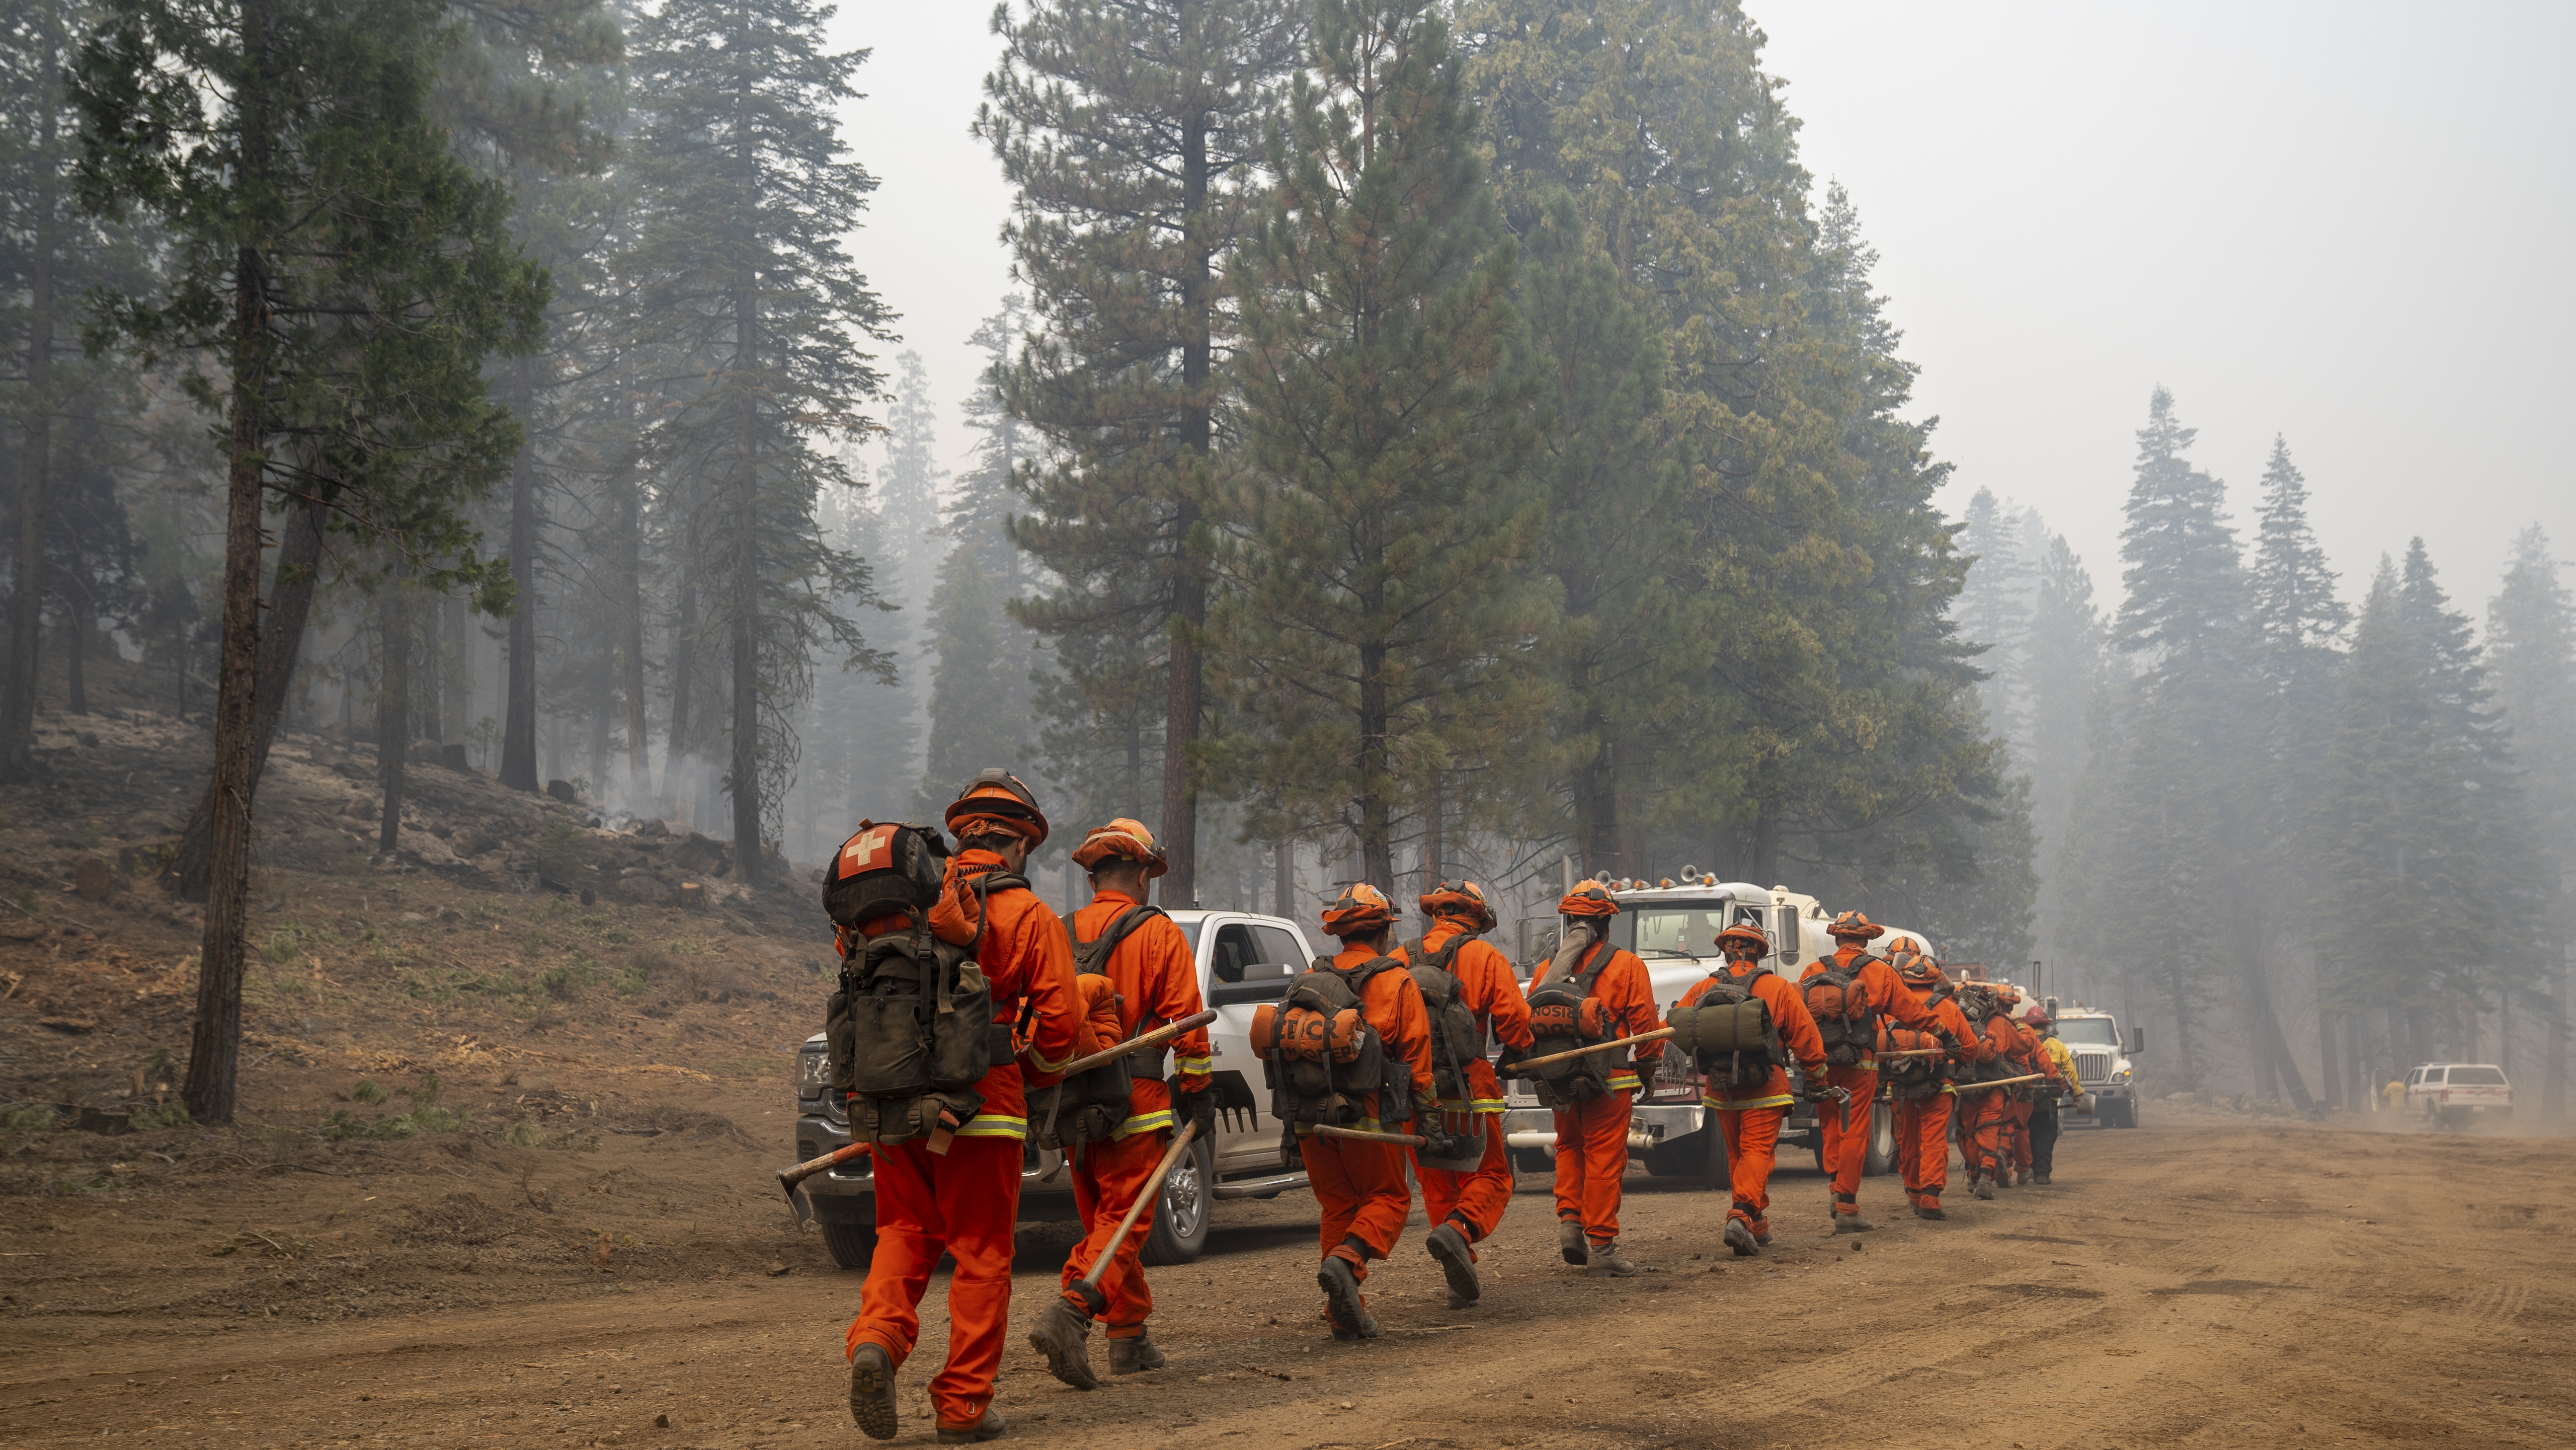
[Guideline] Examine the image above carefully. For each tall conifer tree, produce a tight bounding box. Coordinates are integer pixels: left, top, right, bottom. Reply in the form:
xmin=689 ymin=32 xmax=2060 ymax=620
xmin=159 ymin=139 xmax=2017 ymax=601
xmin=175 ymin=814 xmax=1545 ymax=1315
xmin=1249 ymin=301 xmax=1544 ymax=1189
xmin=2487 ymin=527 xmax=2575 ymax=1113
xmin=983 ymin=0 xmax=1303 ymax=903
xmin=1209 ymin=0 xmax=1543 ymax=890
xmin=620 ymin=0 xmax=895 ymax=879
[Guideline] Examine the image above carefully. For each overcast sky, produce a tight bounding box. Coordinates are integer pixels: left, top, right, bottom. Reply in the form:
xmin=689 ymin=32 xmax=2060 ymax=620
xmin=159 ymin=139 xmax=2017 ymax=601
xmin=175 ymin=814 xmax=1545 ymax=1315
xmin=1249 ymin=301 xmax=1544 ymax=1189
xmin=830 ymin=0 xmax=2576 ymax=616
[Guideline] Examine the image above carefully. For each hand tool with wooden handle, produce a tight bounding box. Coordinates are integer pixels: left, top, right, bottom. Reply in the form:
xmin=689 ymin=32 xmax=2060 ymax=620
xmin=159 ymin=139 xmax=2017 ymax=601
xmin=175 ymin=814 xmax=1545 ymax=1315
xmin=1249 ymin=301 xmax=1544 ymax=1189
xmin=1511 ymin=1026 xmax=1675 ymax=1072
xmin=1949 ymin=1073 xmax=2046 ymax=1093
xmin=1053 ymin=1008 xmax=1219 ymax=1081
xmin=780 ymin=1141 xmax=870 ymax=1226
xmin=1309 ymin=1123 xmax=1428 ymax=1147
xmin=1078 ymin=1122 xmax=1200 ymax=1289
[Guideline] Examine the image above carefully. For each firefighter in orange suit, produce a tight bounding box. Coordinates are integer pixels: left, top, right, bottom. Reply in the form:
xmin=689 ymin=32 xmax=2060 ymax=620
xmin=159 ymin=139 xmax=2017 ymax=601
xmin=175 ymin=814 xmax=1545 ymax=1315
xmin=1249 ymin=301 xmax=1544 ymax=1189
xmin=1955 ymin=982 xmax=2020 ymax=1199
xmin=1675 ymin=922 xmax=1828 ymax=1255
xmin=1797 ymin=911 xmax=1942 ymax=1233
xmin=1025 ymin=819 xmax=1215 ymax=1390
xmin=1531 ymin=882 xmax=1665 ymax=1276
xmin=846 ymin=771 xmax=1080 ymax=1445
xmin=1397 ymin=880 xmax=1535 ymax=1308
xmin=1888 ymin=948 xmax=1993 ymax=1220
xmin=1307 ymin=883 xmax=1438 ymax=1340
xmin=1987 ymin=985 xmax=2037 ymax=1186
xmin=2000 ymin=999 xmax=2076 ymax=1186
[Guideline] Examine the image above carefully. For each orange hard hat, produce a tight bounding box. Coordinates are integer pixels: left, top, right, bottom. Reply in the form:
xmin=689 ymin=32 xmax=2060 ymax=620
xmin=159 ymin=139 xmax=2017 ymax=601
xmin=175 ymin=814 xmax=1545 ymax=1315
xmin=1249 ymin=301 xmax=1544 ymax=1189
xmin=1714 ymin=922 xmax=1770 ymax=953
xmin=1557 ymin=880 xmax=1621 ymax=918
xmin=1069 ymin=818 xmax=1167 ymax=878
xmin=1895 ymin=952 xmax=1944 ymax=984
xmin=2021 ymin=1005 xmax=2052 ymax=1027
xmin=1826 ymin=910 xmax=1885 ymax=941
xmin=943 ymin=768 xmax=1049 ymax=848
xmin=1885 ymin=934 xmax=1923 ymax=956
xmin=1321 ymin=882 xmax=1399 ymax=938
xmin=1417 ymin=880 xmax=1497 ymax=932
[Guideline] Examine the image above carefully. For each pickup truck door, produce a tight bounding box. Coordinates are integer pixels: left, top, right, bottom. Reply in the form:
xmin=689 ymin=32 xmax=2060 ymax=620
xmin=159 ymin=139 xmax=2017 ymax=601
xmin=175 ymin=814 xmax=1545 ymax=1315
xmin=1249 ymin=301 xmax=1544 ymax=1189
xmin=1200 ymin=917 xmax=1311 ymax=1171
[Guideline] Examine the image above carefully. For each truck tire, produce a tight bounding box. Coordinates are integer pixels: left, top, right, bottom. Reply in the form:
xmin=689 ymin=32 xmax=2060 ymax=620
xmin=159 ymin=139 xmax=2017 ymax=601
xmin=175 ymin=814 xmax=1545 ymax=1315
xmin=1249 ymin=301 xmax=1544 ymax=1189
xmin=821 ymin=1218 xmax=877 ymax=1270
xmin=1139 ymin=1132 xmax=1213 ymax=1266
xmin=2108 ymin=1097 xmax=2138 ymax=1129
xmin=1862 ymin=1102 xmax=1897 ymax=1176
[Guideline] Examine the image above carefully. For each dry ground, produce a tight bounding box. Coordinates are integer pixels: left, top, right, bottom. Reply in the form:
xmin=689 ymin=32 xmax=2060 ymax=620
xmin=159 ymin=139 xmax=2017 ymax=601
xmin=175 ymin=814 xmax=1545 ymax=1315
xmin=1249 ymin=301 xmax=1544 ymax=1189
xmin=5 ymin=684 xmax=2573 ymax=1449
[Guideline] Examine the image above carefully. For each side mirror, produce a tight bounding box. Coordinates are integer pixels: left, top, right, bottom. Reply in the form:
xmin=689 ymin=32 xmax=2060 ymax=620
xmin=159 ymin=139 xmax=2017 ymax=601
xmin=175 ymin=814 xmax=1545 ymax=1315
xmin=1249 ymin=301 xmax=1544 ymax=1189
xmin=2128 ymin=1028 xmax=2147 ymax=1056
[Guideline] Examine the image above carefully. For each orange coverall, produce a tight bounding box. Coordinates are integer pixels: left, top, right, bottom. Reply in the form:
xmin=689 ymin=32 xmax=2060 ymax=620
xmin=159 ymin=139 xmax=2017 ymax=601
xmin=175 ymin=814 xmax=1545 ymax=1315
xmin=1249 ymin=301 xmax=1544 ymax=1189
xmin=1678 ymin=963 xmax=1826 ymax=1239
xmin=1892 ymin=988 xmax=1993 ymax=1210
xmin=1398 ymin=921 xmax=1536 ymax=1245
xmin=1999 ymin=1019 xmax=2075 ymax=1173
xmin=1051 ymin=888 xmax=1212 ymax=1342
xmin=1958 ymin=1013 xmax=2023 ymax=1187
xmin=846 ymin=851 xmax=1079 ymax=1433
xmin=1535 ymin=940 xmax=1664 ymax=1249
xmin=1799 ymin=947 xmax=1941 ymax=1219
xmin=1305 ymin=945 xmax=1437 ymax=1299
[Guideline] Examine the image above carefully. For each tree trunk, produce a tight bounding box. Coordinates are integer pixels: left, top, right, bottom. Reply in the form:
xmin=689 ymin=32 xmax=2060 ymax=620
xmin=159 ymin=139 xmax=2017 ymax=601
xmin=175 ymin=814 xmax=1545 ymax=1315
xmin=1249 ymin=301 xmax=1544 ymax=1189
xmin=1357 ymin=630 xmax=1390 ymax=891
xmin=0 ymin=1 xmax=61 ymax=781
xmin=63 ymin=578 xmax=86 ymax=715
xmin=376 ymin=566 xmax=409 ymax=855
xmin=2318 ymin=1008 xmax=2344 ymax=1112
xmin=499 ymin=355 xmax=539 ymax=793
xmin=727 ymin=250 xmax=764 ymax=884
xmin=616 ymin=423 xmax=650 ymax=793
xmin=1421 ymin=775 xmax=1442 ymax=895
xmin=2548 ymin=945 xmax=2568 ymax=1120
xmin=1159 ymin=112 xmax=1214 ymax=910
xmin=185 ymin=0 xmax=274 ymax=1126
xmin=1274 ymin=836 xmax=1293 ymax=920
xmin=666 ymin=572 xmax=695 ymax=815
xmin=169 ymin=495 xmax=326 ymax=899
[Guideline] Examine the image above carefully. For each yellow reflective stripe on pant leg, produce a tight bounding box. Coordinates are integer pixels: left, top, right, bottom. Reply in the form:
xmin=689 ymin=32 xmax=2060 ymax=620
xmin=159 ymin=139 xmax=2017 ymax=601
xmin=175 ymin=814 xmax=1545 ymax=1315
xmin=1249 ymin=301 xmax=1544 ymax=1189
xmin=952 ymin=1114 xmax=1030 ymax=1139
xmin=1171 ymin=1055 xmax=1213 ymax=1076
xmin=1705 ymin=1093 xmax=1793 ymax=1111
xmin=1111 ymin=1109 xmax=1175 ymax=1140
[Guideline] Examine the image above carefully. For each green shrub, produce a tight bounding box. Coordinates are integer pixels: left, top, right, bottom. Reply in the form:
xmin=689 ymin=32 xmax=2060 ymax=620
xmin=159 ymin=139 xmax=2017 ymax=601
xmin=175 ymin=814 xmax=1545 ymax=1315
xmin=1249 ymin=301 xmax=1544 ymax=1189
xmin=128 ymin=1102 xmax=193 ymax=1130
xmin=1 ymin=1103 xmax=59 ymax=1131
xmin=351 ymin=1079 xmax=387 ymax=1104
xmin=501 ymin=1117 xmax=542 ymax=1148
xmin=535 ymin=818 xmax=596 ymax=883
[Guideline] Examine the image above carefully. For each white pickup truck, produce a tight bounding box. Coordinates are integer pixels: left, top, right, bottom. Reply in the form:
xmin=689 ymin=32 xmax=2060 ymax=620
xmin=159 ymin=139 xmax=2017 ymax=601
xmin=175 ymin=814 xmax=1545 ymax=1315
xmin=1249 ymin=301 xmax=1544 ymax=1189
xmin=2403 ymin=1062 xmax=2514 ymax=1128
xmin=792 ymin=908 xmax=1324 ymax=1271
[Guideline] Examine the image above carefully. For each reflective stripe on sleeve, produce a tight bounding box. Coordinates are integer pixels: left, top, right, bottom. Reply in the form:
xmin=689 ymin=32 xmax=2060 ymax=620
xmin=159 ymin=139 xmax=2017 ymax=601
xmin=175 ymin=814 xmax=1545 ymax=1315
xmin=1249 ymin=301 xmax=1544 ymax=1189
xmin=1111 ymin=1108 xmax=1175 ymax=1140
xmin=1171 ymin=1055 xmax=1214 ymax=1076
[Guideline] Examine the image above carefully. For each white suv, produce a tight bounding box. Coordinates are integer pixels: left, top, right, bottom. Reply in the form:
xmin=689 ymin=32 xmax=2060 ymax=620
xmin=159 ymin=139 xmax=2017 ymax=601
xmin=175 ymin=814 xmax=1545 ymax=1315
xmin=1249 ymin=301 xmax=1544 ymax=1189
xmin=2403 ymin=1063 xmax=2514 ymax=1128
xmin=792 ymin=909 xmax=1321 ymax=1270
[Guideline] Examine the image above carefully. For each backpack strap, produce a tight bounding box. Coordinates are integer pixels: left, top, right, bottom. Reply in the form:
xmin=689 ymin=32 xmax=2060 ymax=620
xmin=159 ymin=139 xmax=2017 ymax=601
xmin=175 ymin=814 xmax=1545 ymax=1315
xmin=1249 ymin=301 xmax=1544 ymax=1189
xmin=1424 ymin=932 xmax=1472 ymax=976
xmin=1063 ymin=903 xmax=1166 ymax=976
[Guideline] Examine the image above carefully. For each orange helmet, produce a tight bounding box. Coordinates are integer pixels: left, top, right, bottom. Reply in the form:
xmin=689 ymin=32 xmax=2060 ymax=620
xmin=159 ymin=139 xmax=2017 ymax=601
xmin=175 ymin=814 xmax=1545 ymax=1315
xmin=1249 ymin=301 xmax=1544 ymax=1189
xmin=1557 ymin=880 xmax=1621 ymax=918
xmin=943 ymin=768 xmax=1049 ymax=848
xmin=1885 ymin=934 xmax=1923 ymax=956
xmin=1826 ymin=910 xmax=1884 ymax=941
xmin=1714 ymin=922 xmax=1769 ymax=954
xmin=1417 ymin=879 xmax=1497 ymax=932
xmin=2021 ymin=1005 xmax=2052 ymax=1028
xmin=1894 ymin=952 xmax=1944 ymax=985
xmin=1321 ymin=882 xmax=1399 ymax=938
xmin=1069 ymin=818 xmax=1167 ymax=878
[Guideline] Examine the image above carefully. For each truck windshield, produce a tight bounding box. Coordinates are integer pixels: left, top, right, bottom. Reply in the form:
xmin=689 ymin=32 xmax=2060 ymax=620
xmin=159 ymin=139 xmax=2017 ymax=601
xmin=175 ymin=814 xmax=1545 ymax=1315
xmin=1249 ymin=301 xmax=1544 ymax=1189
xmin=2054 ymin=1019 xmax=2119 ymax=1046
xmin=1606 ymin=904 xmax=1728 ymax=959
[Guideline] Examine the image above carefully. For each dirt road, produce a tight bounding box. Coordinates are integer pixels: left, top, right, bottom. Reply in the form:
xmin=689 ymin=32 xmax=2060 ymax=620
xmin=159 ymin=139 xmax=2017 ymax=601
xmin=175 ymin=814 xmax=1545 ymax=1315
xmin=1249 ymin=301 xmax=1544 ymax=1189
xmin=6 ymin=1108 xmax=2571 ymax=1449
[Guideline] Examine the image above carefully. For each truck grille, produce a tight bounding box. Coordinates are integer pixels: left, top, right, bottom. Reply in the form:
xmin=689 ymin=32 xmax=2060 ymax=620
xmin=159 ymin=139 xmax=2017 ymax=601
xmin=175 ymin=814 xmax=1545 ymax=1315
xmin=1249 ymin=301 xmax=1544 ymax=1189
xmin=2073 ymin=1049 xmax=2113 ymax=1084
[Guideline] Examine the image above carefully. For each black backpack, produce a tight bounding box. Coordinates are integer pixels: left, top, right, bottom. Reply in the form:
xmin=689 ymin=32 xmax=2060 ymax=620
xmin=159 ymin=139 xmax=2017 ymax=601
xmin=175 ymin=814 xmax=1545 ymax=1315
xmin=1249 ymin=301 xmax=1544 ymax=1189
xmin=1030 ymin=903 xmax=1167 ymax=1151
xmin=1522 ymin=928 xmax=1620 ymax=1106
xmin=1407 ymin=934 xmax=1490 ymax=1104
xmin=1667 ymin=966 xmax=1784 ymax=1089
xmin=1800 ymin=954 xmax=1883 ymax=1066
xmin=822 ymin=846 xmax=1020 ymax=1148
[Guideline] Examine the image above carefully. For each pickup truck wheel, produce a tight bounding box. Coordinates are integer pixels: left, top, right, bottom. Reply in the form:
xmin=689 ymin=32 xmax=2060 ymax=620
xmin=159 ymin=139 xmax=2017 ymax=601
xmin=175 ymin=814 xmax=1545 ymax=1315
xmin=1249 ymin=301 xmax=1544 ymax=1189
xmin=821 ymin=1218 xmax=877 ymax=1271
xmin=1139 ymin=1132 xmax=1213 ymax=1267
xmin=2108 ymin=1098 xmax=2138 ymax=1129
xmin=1862 ymin=1102 xmax=1897 ymax=1176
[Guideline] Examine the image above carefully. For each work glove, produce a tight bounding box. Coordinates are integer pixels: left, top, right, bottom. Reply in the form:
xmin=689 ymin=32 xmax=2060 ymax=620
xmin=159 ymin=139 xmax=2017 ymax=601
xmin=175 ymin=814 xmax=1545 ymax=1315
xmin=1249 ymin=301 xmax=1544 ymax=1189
xmin=1495 ymin=1046 xmax=1531 ymax=1081
xmin=1172 ymin=1083 xmax=1217 ymax=1141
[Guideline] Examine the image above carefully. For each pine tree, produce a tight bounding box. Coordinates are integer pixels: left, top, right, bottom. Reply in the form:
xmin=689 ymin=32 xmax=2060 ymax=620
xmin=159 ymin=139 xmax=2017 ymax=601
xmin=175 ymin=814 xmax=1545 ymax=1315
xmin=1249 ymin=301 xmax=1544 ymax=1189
xmin=914 ymin=549 xmax=1029 ymax=818
xmin=619 ymin=0 xmax=896 ymax=880
xmin=1207 ymin=0 xmax=1544 ymax=890
xmin=2487 ymin=527 xmax=2575 ymax=1113
xmin=2098 ymin=387 xmax=2248 ymax=1082
xmin=1511 ymin=192 xmax=1695 ymax=877
xmin=2244 ymin=436 xmax=2345 ymax=1104
xmin=983 ymin=0 xmax=1304 ymax=903
xmin=2023 ymin=524 xmax=2106 ymax=980
xmin=1953 ymin=487 xmax=2034 ymax=754
xmin=77 ymin=0 xmax=546 ymax=1119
